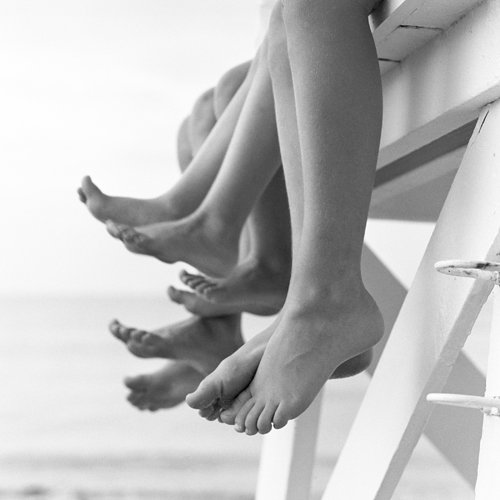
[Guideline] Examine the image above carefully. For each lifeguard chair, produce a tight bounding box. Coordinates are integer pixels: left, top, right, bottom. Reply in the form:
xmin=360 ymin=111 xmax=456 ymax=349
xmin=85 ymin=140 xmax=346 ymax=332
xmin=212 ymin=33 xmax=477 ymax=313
xmin=255 ymin=1 xmax=500 ymax=498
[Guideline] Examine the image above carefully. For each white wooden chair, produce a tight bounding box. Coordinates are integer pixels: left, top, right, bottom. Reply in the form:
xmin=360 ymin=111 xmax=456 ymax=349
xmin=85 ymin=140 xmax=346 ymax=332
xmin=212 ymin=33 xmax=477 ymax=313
xmin=255 ymin=1 xmax=500 ymax=498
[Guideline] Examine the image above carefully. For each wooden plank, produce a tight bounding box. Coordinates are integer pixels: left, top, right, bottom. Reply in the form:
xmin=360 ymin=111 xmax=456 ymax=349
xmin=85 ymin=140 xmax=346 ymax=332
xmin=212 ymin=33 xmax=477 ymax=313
xmin=370 ymin=122 xmax=473 ymax=222
xmin=322 ymin=103 xmax=500 ymax=500
xmin=362 ymin=245 xmax=483 ymax=487
xmin=371 ymin=0 xmax=481 ymax=72
xmin=475 ymin=289 xmax=500 ymax=498
xmin=378 ymin=0 xmax=500 ymax=168
xmin=255 ymin=391 xmax=323 ymax=500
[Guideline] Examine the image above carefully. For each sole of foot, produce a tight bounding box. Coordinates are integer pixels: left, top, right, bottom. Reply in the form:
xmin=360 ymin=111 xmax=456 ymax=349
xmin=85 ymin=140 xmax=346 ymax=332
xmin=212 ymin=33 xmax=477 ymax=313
xmin=109 ymin=315 xmax=243 ymax=375
xmin=179 ymin=258 xmax=288 ymax=316
xmin=105 ymin=215 xmax=239 ymax=277
xmin=78 ymin=175 xmax=174 ymax=226
xmin=125 ymin=362 xmax=203 ymax=411
xmin=168 ymin=285 xmax=280 ymax=317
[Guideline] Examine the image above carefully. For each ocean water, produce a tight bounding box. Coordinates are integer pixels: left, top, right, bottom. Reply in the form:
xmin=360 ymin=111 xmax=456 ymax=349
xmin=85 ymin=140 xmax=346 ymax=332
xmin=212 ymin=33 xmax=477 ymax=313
xmin=1 ymin=295 xmax=489 ymax=499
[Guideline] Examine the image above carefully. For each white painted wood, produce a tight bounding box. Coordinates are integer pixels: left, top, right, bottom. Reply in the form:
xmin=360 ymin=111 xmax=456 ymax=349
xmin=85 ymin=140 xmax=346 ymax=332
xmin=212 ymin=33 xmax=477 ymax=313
xmin=378 ymin=0 xmax=500 ymax=169
xmin=322 ymin=103 xmax=500 ymax=500
xmin=475 ymin=289 xmax=500 ymax=498
xmin=362 ymin=245 xmax=483 ymax=486
xmin=371 ymin=0 xmax=480 ymax=72
xmin=255 ymin=390 xmax=323 ymax=500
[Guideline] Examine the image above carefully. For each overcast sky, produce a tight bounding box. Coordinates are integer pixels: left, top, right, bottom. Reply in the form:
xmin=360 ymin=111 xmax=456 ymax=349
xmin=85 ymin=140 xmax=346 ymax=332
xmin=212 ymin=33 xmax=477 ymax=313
xmin=0 ymin=0 xmax=432 ymax=296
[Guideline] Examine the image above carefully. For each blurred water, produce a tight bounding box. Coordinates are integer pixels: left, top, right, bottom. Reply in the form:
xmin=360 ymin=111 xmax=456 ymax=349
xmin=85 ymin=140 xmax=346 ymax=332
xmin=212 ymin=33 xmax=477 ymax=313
xmin=1 ymin=295 xmax=488 ymax=499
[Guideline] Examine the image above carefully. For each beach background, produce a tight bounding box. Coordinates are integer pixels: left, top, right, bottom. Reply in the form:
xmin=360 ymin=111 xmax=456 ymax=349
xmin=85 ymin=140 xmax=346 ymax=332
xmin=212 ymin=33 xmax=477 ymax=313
xmin=0 ymin=1 xmax=489 ymax=498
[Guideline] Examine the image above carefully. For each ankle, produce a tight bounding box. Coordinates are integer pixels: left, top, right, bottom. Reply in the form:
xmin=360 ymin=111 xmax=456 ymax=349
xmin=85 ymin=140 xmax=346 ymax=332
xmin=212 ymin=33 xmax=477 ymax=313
xmin=286 ymin=277 xmax=368 ymax=313
xmin=155 ymin=192 xmax=190 ymax=220
xmin=190 ymin=209 xmax=241 ymax=246
xmin=247 ymin=254 xmax=291 ymax=279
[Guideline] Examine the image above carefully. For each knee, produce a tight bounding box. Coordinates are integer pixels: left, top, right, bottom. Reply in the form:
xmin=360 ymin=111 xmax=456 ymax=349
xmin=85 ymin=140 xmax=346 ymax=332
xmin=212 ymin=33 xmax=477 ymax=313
xmin=213 ymin=61 xmax=250 ymax=118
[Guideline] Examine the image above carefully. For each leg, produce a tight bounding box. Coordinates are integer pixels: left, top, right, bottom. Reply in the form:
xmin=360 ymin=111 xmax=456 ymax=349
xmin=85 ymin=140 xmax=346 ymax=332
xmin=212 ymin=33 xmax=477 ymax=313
xmin=188 ymin=88 xmax=217 ymax=155
xmin=213 ymin=61 xmax=252 ymax=120
xmin=107 ymin=41 xmax=283 ymax=276
xmin=178 ymin=168 xmax=292 ymax=315
xmin=78 ymin=59 xmax=254 ymax=226
xmin=185 ymin=4 xmax=377 ymax=423
xmin=236 ymin=0 xmax=384 ymax=432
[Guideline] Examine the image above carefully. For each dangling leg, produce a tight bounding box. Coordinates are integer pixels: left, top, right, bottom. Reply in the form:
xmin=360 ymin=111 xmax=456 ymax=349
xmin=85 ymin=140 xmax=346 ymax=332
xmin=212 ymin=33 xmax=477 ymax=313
xmin=106 ymin=41 xmax=282 ymax=277
xmin=186 ymin=6 xmax=375 ymax=425
xmin=178 ymin=167 xmax=291 ymax=315
xmin=231 ymin=0 xmax=384 ymax=434
xmin=78 ymin=60 xmax=253 ymax=226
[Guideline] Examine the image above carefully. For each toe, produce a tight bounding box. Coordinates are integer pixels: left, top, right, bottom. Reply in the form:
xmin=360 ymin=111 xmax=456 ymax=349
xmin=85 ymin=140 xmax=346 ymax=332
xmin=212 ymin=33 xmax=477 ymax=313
xmin=105 ymin=220 xmax=125 ymax=239
xmin=77 ymin=187 xmax=87 ymax=203
xmin=257 ymin=403 xmax=279 ymax=434
xmin=167 ymin=286 xmax=183 ymax=304
xmin=185 ymin=376 xmax=221 ymax=410
xmin=123 ymin=375 xmax=148 ymax=391
xmin=81 ymin=175 xmax=102 ymax=197
xmin=121 ymin=227 xmax=148 ymax=246
xmin=234 ymin=398 xmax=255 ymax=433
xmin=273 ymin=404 xmax=291 ymax=430
xmin=127 ymin=392 xmax=146 ymax=409
xmin=198 ymin=404 xmax=219 ymax=420
xmin=167 ymin=287 xmax=211 ymax=316
xmin=180 ymin=270 xmax=202 ymax=286
xmin=197 ymin=282 xmax=218 ymax=295
xmin=245 ymin=402 xmax=265 ymax=436
xmin=130 ymin=329 xmax=149 ymax=343
xmin=219 ymin=389 xmax=252 ymax=425
xmin=185 ymin=276 xmax=208 ymax=290
xmin=109 ymin=319 xmax=131 ymax=342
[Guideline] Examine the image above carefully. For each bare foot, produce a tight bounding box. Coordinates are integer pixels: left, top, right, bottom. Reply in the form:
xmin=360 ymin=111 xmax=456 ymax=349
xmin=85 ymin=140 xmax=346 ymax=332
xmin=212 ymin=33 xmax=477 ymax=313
xmin=168 ymin=285 xmax=280 ymax=318
xmin=125 ymin=362 xmax=202 ymax=411
xmin=186 ymin=313 xmax=376 ymax=426
xmin=109 ymin=315 xmax=243 ymax=375
xmin=185 ymin=323 xmax=274 ymax=414
xmin=105 ymin=214 xmax=239 ymax=277
xmin=78 ymin=176 xmax=178 ymax=226
xmin=179 ymin=257 xmax=289 ymax=316
xmin=226 ymin=288 xmax=384 ymax=435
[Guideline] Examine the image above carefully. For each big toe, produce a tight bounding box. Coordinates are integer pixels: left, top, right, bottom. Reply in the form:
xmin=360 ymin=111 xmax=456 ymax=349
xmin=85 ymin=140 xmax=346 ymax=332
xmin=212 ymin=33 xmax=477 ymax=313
xmin=77 ymin=187 xmax=87 ymax=203
xmin=109 ymin=319 xmax=132 ymax=342
xmin=81 ymin=175 xmax=102 ymax=198
xmin=185 ymin=376 xmax=221 ymax=410
xmin=124 ymin=374 xmax=149 ymax=392
xmin=167 ymin=286 xmax=205 ymax=316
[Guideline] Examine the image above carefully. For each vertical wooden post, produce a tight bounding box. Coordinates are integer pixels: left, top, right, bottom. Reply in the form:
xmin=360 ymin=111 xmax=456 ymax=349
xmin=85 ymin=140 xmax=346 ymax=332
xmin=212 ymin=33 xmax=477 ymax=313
xmin=255 ymin=390 xmax=323 ymax=500
xmin=475 ymin=288 xmax=500 ymax=498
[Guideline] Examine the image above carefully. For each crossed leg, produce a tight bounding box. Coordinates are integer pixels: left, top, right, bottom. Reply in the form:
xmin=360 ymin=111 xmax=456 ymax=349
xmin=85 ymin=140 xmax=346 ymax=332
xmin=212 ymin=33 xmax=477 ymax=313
xmin=187 ymin=0 xmax=384 ymax=433
xmin=105 ymin=41 xmax=283 ymax=277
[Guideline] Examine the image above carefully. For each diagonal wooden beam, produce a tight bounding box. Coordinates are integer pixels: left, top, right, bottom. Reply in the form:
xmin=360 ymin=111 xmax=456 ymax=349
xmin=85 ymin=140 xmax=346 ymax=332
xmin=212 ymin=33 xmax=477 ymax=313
xmin=362 ymin=246 xmax=483 ymax=487
xmin=322 ymin=103 xmax=500 ymax=499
